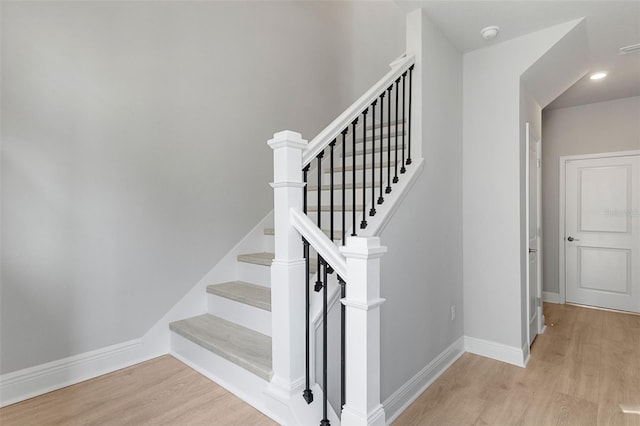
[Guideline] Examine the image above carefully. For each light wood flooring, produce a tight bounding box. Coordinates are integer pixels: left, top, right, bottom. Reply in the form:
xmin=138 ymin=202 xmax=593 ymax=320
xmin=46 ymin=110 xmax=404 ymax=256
xmin=394 ymin=303 xmax=640 ymax=425
xmin=0 ymin=355 xmax=276 ymax=426
xmin=1 ymin=303 xmax=638 ymax=425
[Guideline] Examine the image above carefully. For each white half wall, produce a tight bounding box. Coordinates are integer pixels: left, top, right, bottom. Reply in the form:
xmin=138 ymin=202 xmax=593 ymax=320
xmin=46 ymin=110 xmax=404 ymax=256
xmin=462 ymin=19 xmax=585 ymax=358
xmin=379 ymin=9 xmax=463 ymax=405
xmin=541 ymin=96 xmax=640 ymax=296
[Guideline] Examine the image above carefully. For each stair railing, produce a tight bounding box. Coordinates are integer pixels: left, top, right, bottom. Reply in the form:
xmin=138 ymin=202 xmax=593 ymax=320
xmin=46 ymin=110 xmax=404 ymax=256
xmin=268 ymin=54 xmax=414 ymax=426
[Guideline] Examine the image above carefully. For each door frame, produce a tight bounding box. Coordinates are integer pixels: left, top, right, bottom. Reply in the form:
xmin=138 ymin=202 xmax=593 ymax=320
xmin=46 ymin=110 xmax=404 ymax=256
xmin=525 ymin=122 xmax=544 ymax=347
xmin=558 ymin=149 xmax=640 ymax=304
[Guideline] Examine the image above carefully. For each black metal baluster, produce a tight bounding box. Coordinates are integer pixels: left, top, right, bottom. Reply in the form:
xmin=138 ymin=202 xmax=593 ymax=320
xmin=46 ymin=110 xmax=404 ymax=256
xmin=351 ymin=119 xmax=358 ymax=236
xmin=370 ymin=100 xmax=377 ymax=216
xmin=341 ymin=129 xmax=347 ymax=244
xmin=302 ymin=165 xmax=313 ymax=404
xmin=329 ymin=140 xmax=335 ymax=242
xmin=339 ymin=275 xmax=346 ymax=411
xmin=385 ymin=86 xmax=392 ymax=194
xmin=360 ymin=108 xmax=368 ymax=229
xmin=393 ymin=78 xmax=400 ymax=184
xmin=378 ymin=92 xmax=385 ymax=204
xmin=407 ymin=65 xmax=414 ymax=165
xmin=315 ymin=152 xmax=324 ymax=293
xmin=302 ymin=237 xmax=313 ymax=404
xmin=401 ymin=71 xmax=407 ymax=174
xmin=320 ymin=260 xmax=330 ymax=426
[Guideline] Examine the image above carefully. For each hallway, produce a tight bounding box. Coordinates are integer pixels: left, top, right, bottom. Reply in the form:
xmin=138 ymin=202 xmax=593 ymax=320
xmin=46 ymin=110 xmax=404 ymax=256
xmin=395 ymin=303 xmax=640 ymax=425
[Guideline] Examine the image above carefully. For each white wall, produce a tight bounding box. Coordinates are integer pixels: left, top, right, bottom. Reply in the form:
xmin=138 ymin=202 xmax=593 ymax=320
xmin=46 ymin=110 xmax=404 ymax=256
xmin=0 ymin=1 xmax=402 ymax=374
xmin=462 ymin=20 xmax=584 ymax=361
xmin=541 ymin=96 xmax=640 ymax=296
xmin=379 ymin=9 xmax=463 ymax=406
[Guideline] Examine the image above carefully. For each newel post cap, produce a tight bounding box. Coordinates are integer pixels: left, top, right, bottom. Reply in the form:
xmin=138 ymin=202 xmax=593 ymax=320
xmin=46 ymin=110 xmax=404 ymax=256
xmin=340 ymin=236 xmax=388 ymax=259
xmin=268 ymin=130 xmax=308 ymax=150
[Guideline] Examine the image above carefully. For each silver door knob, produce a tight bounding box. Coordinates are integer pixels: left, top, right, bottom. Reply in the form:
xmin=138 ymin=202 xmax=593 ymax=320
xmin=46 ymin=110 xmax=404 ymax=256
xmin=529 ymin=248 xmax=537 ymax=253
xmin=567 ymin=236 xmax=580 ymax=242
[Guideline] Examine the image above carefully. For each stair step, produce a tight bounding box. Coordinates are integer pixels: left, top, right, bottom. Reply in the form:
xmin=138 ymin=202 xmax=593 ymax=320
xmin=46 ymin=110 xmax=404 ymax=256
xmin=264 ymin=228 xmax=343 ymax=241
xmin=169 ymin=314 xmax=272 ymax=381
xmin=307 ymin=182 xmax=381 ymax=191
xmin=238 ymin=252 xmax=318 ymax=273
xmin=363 ymin=119 xmax=406 ymax=131
xmin=327 ymin=161 xmax=398 ymax=173
xmin=307 ymin=205 xmax=363 ymax=212
xmin=352 ymin=131 xmax=406 ymax=146
xmin=207 ymin=281 xmax=271 ymax=311
xmin=237 ymin=252 xmax=274 ymax=267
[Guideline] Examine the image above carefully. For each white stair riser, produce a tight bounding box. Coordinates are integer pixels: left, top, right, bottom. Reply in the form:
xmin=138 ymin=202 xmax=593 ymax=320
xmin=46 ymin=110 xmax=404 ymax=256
xmin=329 ymin=155 xmax=404 ymax=171
xmin=170 ymin=333 xmax=277 ymax=421
xmin=307 ymin=185 xmax=388 ymax=205
xmin=208 ymin=294 xmax=271 ymax=336
xmin=237 ymin=261 xmax=272 ymax=285
xmin=306 ymin=209 xmax=378 ymax=228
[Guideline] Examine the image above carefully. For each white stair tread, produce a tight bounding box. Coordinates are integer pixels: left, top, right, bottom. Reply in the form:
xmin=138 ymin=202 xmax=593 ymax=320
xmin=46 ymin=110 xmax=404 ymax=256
xmin=207 ymin=281 xmax=271 ymax=311
xmin=238 ymin=252 xmax=318 ymax=273
xmin=169 ymin=314 xmax=272 ymax=381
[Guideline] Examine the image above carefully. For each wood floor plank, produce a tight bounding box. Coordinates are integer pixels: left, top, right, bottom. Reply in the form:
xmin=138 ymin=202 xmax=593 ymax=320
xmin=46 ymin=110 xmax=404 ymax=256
xmin=394 ymin=303 xmax=640 ymax=426
xmin=0 ymin=355 xmax=276 ymax=426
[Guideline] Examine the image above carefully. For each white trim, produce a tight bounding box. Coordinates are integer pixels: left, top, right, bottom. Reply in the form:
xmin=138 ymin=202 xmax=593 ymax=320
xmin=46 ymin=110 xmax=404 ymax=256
xmin=464 ymin=336 xmax=527 ymax=367
xmin=302 ymin=55 xmax=415 ymax=165
xmin=558 ymin=149 xmax=640 ymax=305
xmin=0 ymin=339 xmax=162 ymax=407
xmin=542 ymin=291 xmax=562 ymax=304
xmin=383 ymin=337 xmax=465 ymax=424
xmin=290 ymin=207 xmax=347 ymax=278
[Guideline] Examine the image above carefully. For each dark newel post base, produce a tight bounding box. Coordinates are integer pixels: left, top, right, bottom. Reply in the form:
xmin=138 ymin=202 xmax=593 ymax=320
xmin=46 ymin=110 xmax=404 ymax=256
xmin=369 ymin=208 xmax=376 ymax=216
xmin=392 ymin=176 xmax=399 ymax=184
xmin=320 ymin=420 xmax=331 ymax=426
xmin=400 ymin=166 xmax=406 ymax=174
xmin=385 ymin=186 xmax=392 ymax=194
xmin=360 ymin=220 xmax=367 ymax=229
xmin=406 ymin=158 xmax=412 ymax=165
xmin=377 ymin=196 xmax=384 ymax=205
xmin=314 ymin=281 xmax=323 ymax=292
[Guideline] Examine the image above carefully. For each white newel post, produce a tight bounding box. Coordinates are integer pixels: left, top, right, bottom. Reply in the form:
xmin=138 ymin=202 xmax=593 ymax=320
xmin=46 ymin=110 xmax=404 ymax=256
xmin=340 ymin=237 xmax=387 ymax=426
xmin=267 ymin=130 xmax=307 ymax=398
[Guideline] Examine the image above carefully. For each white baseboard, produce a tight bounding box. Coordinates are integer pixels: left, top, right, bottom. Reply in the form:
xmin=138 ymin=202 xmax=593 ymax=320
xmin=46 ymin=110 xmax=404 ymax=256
xmin=542 ymin=291 xmax=563 ymax=304
xmin=383 ymin=336 xmax=465 ymax=424
xmin=464 ymin=336 xmax=526 ymax=368
xmin=0 ymin=339 xmax=164 ymax=408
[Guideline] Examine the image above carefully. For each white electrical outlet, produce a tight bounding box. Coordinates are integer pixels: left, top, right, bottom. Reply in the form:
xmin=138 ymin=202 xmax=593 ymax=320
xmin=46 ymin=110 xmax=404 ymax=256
xmin=450 ymin=305 xmax=456 ymax=321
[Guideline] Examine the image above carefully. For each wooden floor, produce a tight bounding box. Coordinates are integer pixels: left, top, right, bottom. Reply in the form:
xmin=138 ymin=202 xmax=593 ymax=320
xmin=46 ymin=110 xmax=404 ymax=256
xmin=394 ymin=303 xmax=640 ymax=425
xmin=0 ymin=355 xmax=276 ymax=426
xmin=2 ymin=303 xmax=638 ymax=425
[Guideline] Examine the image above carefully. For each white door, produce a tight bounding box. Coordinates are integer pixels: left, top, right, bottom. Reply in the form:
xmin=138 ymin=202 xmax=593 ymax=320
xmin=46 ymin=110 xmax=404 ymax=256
xmin=565 ymin=154 xmax=640 ymax=313
xmin=526 ymin=123 xmax=542 ymax=346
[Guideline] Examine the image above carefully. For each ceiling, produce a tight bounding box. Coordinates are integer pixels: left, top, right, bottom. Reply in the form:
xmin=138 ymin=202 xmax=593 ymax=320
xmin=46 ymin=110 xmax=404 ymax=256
xmin=396 ymin=1 xmax=640 ymax=109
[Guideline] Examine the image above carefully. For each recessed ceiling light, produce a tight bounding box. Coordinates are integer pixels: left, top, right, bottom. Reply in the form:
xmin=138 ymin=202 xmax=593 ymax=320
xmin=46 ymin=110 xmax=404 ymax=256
xmin=480 ymin=26 xmax=500 ymax=40
xmin=590 ymin=72 xmax=607 ymax=80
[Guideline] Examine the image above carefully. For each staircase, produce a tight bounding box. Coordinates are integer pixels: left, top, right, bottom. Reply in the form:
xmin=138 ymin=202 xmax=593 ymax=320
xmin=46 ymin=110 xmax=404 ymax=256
xmin=168 ymin=54 xmax=418 ymax=425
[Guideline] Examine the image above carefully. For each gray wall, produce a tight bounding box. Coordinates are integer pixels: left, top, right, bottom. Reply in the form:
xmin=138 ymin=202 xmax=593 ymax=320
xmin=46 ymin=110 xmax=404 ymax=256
xmin=541 ymin=96 xmax=640 ymax=295
xmin=0 ymin=1 xmax=403 ymax=374
xmin=380 ymin=10 xmax=463 ymax=402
